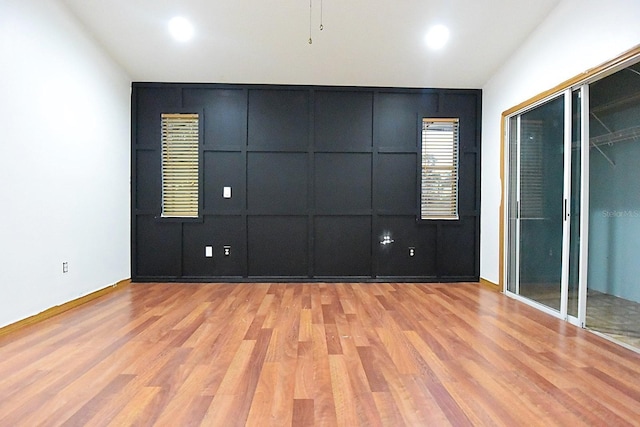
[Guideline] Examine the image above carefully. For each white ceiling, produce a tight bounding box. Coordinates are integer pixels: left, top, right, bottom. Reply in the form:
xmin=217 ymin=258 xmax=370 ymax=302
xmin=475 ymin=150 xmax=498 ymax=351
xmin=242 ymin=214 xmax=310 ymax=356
xmin=61 ymin=0 xmax=561 ymax=88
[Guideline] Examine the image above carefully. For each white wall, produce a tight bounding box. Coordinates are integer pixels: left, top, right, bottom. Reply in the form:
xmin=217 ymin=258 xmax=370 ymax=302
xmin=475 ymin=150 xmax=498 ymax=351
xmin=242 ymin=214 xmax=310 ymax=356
xmin=0 ymin=0 xmax=131 ymax=328
xmin=480 ymin=0 xmax=640 ymax=284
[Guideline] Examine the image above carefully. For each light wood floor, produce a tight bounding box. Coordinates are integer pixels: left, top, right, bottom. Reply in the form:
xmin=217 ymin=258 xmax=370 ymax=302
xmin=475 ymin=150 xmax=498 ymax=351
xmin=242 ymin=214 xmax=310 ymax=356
xmin=1 ymin=282 xmax=640 ymax=426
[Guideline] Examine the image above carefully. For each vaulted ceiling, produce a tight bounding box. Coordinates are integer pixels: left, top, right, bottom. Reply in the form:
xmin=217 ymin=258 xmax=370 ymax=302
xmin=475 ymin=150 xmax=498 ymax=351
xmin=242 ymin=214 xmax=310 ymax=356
xmin=61 ymin=0 xmax=561 ymax=88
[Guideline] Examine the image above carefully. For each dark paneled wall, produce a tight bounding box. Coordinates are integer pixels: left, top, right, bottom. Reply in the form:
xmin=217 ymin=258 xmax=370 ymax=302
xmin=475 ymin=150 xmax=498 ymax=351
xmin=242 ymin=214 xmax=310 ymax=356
xmin=131 ymin=83 xmax=481 ymax=282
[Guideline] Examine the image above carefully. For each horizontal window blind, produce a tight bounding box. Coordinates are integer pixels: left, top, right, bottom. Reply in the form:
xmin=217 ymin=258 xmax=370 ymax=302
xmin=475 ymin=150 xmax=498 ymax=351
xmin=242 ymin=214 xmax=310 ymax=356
xmin=161 ymin=113 xmax=199 ymax=218
xmin=519 ymin=120 xmax=544 ymax=219
xmin=421 ymin=118 xmax=459 ymax=220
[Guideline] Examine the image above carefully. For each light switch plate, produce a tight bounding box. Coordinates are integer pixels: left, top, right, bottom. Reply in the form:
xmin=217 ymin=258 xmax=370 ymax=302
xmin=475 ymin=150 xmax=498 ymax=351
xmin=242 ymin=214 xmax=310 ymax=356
xmin=205 ymin=246 xmax=213 ymax=257
xmin=223 ymin=186 xmax=232 ymax=198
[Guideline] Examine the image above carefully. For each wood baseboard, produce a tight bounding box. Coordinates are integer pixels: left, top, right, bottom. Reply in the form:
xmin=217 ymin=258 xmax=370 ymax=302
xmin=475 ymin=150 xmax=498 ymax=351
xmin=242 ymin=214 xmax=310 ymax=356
xmin=0 ymin=278 xmax=131 ymax=338
xmin=479 ymin=277 xmax=500 ymax=291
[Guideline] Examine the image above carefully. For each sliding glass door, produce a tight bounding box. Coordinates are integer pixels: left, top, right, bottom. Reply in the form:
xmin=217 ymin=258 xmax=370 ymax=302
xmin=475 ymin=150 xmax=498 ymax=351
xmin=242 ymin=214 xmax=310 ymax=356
xmin=507 ymin=95 xmax=566 ymax=312
xmin=506 ymin=90 xmax=585 ymax=323
xmin=505 ymin=52 xmax=640 ymax=348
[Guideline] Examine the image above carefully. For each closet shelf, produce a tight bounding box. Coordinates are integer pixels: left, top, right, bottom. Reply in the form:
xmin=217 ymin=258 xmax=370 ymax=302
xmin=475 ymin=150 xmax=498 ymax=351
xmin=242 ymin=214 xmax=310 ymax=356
xmin=590 ymin=125 xmax=640 ymax=147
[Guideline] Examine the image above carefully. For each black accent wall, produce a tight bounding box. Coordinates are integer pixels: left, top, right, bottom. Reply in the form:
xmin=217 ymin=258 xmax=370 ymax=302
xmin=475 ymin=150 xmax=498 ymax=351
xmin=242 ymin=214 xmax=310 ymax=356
xmin=131 ymin=83 xmax=481 ymax=282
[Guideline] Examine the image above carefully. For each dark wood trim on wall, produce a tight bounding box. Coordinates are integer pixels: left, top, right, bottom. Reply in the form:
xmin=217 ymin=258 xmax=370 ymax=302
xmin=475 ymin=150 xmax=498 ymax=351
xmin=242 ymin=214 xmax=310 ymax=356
xmin=131 ymin=83 xmax=481 ymax=282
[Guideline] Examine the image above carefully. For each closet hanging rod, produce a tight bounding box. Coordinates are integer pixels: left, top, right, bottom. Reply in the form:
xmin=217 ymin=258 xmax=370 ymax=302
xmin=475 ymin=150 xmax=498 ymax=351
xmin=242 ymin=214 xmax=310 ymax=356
xmin=590 ymin=124 xmax=640 ymax=147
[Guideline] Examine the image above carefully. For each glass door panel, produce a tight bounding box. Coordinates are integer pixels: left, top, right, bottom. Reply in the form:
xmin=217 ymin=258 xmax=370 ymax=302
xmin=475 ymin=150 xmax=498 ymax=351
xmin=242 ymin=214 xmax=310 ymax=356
xmin=518 ymin=96 xmax=565 ymax=311
xmin=567 ymin=89 xmax=582 ymax=319
xmin=506 ymin=116 xmax=519 ymax=294
xmin=506 ymin=96 xmax=566 ymax=312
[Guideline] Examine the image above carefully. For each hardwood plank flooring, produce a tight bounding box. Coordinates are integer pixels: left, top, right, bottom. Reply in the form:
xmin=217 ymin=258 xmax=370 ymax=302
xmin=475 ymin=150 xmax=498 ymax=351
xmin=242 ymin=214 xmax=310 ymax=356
xmin=1 ymin=282 xmax=640 ymax=426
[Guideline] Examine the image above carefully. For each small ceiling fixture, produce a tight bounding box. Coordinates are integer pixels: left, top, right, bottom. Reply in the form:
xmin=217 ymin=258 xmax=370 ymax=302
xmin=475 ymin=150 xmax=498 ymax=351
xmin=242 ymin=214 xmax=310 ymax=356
xmin=425 ymin=24 xmax=450 ymax=50
xmin=168 ymin=16 xmax=194 ymax=42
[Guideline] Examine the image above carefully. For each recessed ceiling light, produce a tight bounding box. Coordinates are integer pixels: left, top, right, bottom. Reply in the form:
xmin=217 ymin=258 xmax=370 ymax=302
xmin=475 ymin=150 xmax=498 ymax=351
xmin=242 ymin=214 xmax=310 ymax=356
xmin=168 ymin=16 xmax=194 ymax=42
xmin=425 ymin=24 xmax=450 ymax=50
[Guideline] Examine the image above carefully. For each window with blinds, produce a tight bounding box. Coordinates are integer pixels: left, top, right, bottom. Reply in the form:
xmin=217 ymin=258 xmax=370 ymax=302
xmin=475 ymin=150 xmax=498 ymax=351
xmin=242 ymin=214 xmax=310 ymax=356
xmin=161 ymin=113 xmax=200 ymax=218
xmin=420 ymin=118 xmax=459 ymax=220
xmin=519 ymin=119 xmax=544 ymax=219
